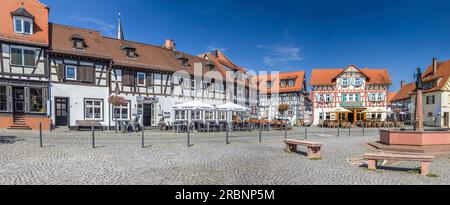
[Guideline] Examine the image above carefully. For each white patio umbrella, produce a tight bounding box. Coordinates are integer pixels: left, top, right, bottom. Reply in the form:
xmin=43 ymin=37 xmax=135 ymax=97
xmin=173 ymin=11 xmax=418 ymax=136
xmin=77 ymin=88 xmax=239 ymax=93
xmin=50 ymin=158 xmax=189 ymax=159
xmin=362 ymin=107 xmax=390 ymax=121
xmin=216 ymin=103 xmax=250 ymax=127
xmin=326 ymin=107 xmax=352 ymax=127
xmin=173 ymin=100 xmax=214 ymax=110
xmin=216 ymin=103 xmax=250 ymax=112
xmin=173 ymin=101 xmax=215 ymax=131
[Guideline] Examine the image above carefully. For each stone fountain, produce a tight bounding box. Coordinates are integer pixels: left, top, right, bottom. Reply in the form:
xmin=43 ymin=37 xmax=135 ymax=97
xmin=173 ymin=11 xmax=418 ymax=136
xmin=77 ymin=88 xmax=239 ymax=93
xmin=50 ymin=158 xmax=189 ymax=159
xmin=370 ymin=68 xmax=450 ymax=155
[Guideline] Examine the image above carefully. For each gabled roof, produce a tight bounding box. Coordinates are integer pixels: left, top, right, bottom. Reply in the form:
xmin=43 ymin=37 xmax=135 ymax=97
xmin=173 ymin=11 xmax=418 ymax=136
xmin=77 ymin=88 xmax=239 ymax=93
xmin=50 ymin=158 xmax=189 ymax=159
xmin=201 ymin=50 xmax=248 ymax=76
xmin=387 ymin=92 xmax=397 ymax=105
xmin=391 ymin=82 xmax=416 ymax=102
xmin=422 ymin=59 xmax=450 ymax=91
xmin=310 ymin=65 xmax=392 ymax=86
xmin=200 ymin=51 xmax=252 ymax=86
xmin=49 ymin=24 xmax=111 ymax=60
xmin=103 ymin=37 xmax=208 ymax=75
xmin=257 ymin=71 xmax=306 ymax=94
xmin=0 ymin=0 xmax=49 ymax=46
xmin=11 ymin=7 xmax=35 ymax=19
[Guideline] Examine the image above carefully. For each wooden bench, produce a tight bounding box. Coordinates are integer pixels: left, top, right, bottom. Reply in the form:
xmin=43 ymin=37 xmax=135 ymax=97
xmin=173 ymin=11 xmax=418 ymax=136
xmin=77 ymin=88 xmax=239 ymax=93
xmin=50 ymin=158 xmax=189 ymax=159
xmin=284 ymin=139 xmax=323 ymax=159
xmin=363 ymin=153 xmax=435 ymax=176
xmin=75 ymin=120 xmax=103 ymax=131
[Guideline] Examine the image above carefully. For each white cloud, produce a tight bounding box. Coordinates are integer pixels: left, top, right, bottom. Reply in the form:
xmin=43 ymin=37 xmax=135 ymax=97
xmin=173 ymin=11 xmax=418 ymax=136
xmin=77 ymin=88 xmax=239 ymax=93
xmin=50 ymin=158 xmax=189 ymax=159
xmin=70 ymin=16 xmax=115 ymax=36
xmin=257 ymin=43 xmax=303 ymax=67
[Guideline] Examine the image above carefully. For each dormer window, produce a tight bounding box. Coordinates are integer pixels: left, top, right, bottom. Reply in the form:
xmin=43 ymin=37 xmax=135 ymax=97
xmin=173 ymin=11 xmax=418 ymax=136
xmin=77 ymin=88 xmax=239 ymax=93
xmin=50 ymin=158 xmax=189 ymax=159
xmin=288 ymin=79 xmax=295 ymax=87
xmin=126 ymin=49 xmax=136 ymax=58
xmin=11 ymin=6 xmax=35 ymax=35
xmin=180 ymin=58 xmax=189 ymax=67
xmin=120 ymin=44 xmax=137 ymax=58
xmin=13 ymin=16 xmax=33 ymax=35
xmin=71 ymin=34 xmax=86 ymax=50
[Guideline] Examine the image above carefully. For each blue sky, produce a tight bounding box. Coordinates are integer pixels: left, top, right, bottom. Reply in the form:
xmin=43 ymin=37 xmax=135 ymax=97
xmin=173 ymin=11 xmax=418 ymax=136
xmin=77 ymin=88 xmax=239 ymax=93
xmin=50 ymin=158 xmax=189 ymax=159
xmin=41 ymin=0 xmax=450 ymax=91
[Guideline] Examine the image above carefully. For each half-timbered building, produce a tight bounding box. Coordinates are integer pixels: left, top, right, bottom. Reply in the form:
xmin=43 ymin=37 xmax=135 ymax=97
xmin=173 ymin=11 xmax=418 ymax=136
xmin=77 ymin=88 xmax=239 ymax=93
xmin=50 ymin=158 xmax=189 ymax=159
xmin=48 ymin=24 xmax=112 ymax=129
xmin=104 ymin=37 xmax=226 ymax=127
xmin=390 ymin=81 xmax=415 ymax=123
xmin=0 ymin=0 xmax=50 ymax=130
xmin=310 ymin=65 xmax=392 ymax=126
xmin=257 ymin=71 xmax=308 ymax=125
xmin=411 ymin=58 xmax=450 ymax=127
xmin=200 ymin=50 xmax=259 ymax=114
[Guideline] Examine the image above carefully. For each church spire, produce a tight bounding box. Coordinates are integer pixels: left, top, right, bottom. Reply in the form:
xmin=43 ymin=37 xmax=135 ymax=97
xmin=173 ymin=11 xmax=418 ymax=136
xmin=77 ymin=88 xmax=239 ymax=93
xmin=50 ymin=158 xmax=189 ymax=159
xmin=117 ymin=12 xmax=124 ymax=40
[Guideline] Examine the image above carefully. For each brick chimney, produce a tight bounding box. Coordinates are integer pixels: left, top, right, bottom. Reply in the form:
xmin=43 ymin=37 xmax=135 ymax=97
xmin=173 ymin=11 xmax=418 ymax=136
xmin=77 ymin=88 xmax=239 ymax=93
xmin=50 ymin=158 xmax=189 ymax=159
xmin=400 ymin=80 xmax=405 ymax=88
xmin=213 ymin=50 xmax=219 ymax=57
xmin=164 ymin=39 xmax=175 ymax=50
xmin=433 ymin=58 xmax=438 ymax=74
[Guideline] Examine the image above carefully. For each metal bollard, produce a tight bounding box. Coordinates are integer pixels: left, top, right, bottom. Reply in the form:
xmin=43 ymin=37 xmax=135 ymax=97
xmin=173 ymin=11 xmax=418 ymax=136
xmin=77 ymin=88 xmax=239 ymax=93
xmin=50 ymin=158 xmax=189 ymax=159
xmin=141 ymin=128 xmax=145 ymax=148
xmin=39 ymin=123 xmax=43 ymax=148
xmin=259 ymin=125 xmax=262 ymax=143
xmin=337 ymin=126 xmax=340 ymax=137
xmin=92 ymin=125 xmax=95 ymax=149
xmin=305 ymin=126 xmax=308 ymax=139
xmin=349 ymin=127 xmax=351 ymax=136
xmin=187 ymin=125 xmax=190 ymax=147
xmin=284 ymin=125 xmax=288 ymax=139
xmin=226 ymin=127 xmax=230 ymax=144
xmin=363 ymin=126 xmax=365 ymax=136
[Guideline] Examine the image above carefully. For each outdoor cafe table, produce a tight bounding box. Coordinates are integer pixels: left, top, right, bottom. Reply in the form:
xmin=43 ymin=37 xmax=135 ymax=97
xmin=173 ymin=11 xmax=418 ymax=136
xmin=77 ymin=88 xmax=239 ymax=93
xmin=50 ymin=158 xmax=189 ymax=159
xmin=173 ymin=121 xmax=188 ymax=133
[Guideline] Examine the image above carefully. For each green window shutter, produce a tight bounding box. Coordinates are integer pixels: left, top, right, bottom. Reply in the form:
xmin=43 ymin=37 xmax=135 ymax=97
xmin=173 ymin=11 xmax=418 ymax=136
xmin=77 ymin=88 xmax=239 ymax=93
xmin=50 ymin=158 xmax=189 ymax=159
xmin=356 ymin=94 xmax=360 ymax=101
xmin=23 ymin=49 xmax=35 ymax=67
xmin=11 ymin=47 xmax=23 ymax=65
xmin=342 ymin=94 xmax=347 ymax=102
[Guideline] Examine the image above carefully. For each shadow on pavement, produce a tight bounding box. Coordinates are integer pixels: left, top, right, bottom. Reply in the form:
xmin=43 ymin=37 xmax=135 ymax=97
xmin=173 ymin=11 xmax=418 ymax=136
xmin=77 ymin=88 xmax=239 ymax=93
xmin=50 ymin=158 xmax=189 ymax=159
xmin=0 ymin=136 xmax=22 ymax=144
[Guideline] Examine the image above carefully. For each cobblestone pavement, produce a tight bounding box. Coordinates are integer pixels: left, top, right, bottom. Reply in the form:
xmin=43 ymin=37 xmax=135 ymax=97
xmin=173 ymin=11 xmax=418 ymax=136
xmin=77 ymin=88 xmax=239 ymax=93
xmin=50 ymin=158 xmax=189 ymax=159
xmin=1 ymin=127 xmax=449 ymax=185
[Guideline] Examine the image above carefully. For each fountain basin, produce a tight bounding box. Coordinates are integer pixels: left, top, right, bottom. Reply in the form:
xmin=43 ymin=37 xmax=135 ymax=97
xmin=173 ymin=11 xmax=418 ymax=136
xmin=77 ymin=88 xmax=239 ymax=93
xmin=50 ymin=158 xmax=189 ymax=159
xmin=380 ymin=129 xmax=450 ymax=146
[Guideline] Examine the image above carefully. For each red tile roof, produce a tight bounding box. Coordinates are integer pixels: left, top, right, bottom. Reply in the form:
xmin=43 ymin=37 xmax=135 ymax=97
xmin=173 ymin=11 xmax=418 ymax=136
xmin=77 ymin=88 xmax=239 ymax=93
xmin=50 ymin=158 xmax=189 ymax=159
xmin=391 ymin=82 xmax=416 ymax=102
xmin=200 ymin=51 xmax=252 ymax=86
xmin=422 ymin=59 xmax=450 ymax=91
xmin=310 ymin=66 xmax=392 ymax=86
xmin=49 ymin=24 xmax=111 ymax=60
xmin=387 ymin=92 xmax=397 ymax=105
xmin=103 ymin=37 xmax=209 ymax=75
xmin=257 ymin=71 xmax=306 ymax=94
xmin=0 ymin=0 xmax=49 ymax=46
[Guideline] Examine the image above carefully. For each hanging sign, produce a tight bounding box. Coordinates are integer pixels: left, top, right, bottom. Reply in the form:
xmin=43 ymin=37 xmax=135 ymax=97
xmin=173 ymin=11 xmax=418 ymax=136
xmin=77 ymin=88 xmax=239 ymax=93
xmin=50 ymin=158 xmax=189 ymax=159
xmin=136 ymin=96 xmax=159 ymax=104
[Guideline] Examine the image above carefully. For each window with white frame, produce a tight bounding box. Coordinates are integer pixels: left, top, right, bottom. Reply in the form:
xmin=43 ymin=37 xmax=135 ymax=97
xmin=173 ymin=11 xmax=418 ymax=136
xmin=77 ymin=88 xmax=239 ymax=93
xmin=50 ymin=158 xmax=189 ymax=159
xmin=369 ymin=93 xmax=385 ymax=102
xmin=13 ymin=16 xmax=33 ymax=35
xmin=288 ymin=79 xmax=295 ymax=87
xmin=137 ymin=72 xmax=146 ymax=86
xmin=65 ymin=65 xmax=77 ymax=80
xmin=10 ymin=47 xmax=35 ymax=67
xmin=113 ymin=102 xmax=129 ymax=120
xmin=85 ymin=99 xmax=103 ymax=120
xmin=426 ymin=95 xmax=435 ymax=105
xmin=218 ymin=111 xmax=226 ymax=120
xmin=325 ymin=94 xmax=332 ymax=102
xmin=191 ymin=110 xmax=202 ymax=120
xmin=175 ymin=110 xmax=187 ymax=120
xmin=353 ymin=78 xmax=362 ymax=86
xmin=205 ymin=111 xmax=214 ymax=120
xmin=341 ymin=78 xmax=349 ymax=86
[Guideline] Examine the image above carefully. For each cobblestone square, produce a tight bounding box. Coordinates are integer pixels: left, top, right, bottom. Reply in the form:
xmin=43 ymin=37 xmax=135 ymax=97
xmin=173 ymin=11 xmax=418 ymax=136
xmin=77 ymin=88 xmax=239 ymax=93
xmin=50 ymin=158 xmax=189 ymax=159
xmin=1 ymin=127 xmax=450 ymax=185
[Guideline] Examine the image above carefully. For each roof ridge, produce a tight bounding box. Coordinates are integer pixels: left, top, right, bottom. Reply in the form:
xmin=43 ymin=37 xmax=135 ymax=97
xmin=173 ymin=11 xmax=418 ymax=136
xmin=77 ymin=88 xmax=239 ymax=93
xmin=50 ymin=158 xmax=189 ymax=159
xmin=50 ymin=23 xmax=102 ymax=34
xmin=102 ymin=36 xmax=204 ymax=60
xmin=34 ymin=0 xmax=49 ymax=9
